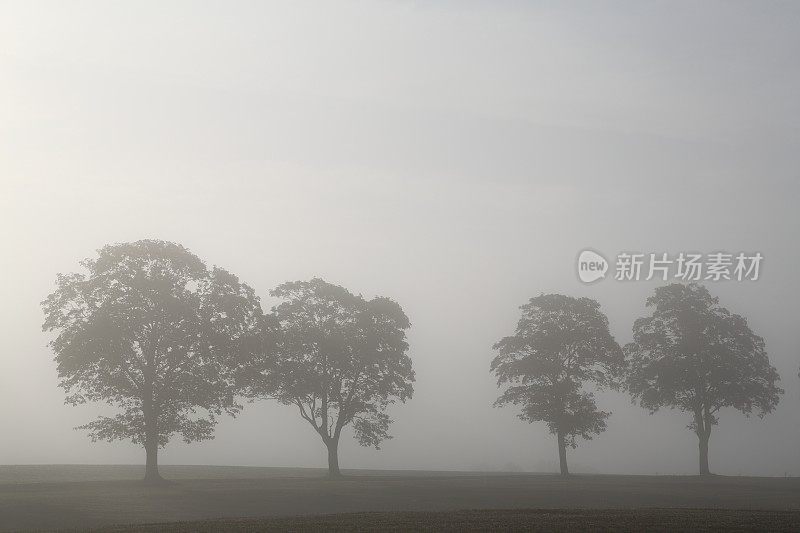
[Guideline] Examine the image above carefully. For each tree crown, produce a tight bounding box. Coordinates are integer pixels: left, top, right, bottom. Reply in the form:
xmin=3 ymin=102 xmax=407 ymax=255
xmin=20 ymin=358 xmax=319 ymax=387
xmin=491 ymin=294 xmax=624 ymax=446
xmin=42 ymin=239 xmax=266 ymax=446
xmin=242 ymin=278 xmax=414 ymax=449
xmin=626 ymin=282 xmax=782 ymax=428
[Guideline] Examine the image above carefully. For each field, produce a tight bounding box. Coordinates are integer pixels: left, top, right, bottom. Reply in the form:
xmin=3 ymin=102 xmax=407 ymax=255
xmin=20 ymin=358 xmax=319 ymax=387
xmin=1 ymin=466 xmax=799 ymax=531
xmin=95 ymin=509 xmax=800 ymax=532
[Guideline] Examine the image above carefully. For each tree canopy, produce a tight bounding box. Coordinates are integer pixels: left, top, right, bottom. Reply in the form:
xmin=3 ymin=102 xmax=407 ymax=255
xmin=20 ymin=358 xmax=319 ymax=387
xmin=625 ymin=282 xmax=782 ymax=475
xmin=491 ymin=294 xmax=624 ymax=475
xmin=240 ymin=278 xmax=414 ymax=476
xmin=42 ymin=240 xmax=266 ymax=482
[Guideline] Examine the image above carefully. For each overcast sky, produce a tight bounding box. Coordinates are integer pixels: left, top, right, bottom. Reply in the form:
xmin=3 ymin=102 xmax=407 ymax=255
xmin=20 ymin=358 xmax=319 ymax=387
xmin=1 ymin=1 xmax=798 ymax=476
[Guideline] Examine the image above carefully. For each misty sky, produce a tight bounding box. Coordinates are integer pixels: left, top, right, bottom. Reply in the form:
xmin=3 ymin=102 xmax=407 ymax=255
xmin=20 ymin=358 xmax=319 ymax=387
xmin=1 ymin=1 xmax=798 ymax=476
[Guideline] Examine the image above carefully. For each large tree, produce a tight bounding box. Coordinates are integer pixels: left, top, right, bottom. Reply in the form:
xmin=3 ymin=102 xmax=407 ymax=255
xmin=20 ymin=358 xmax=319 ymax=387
xmin=42 ymin=240 xmax=266 ymax=483
xmin=626 ymin=283 xmax=782 ymax=475
xmin=491 ymin=294 xmax=624 ymax=476
xmin=240 ymin=278 xmax=414 ymax=477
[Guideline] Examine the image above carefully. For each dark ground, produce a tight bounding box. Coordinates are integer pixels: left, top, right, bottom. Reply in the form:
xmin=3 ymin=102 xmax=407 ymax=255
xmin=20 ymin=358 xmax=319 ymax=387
xmin=1 ymin=466 xmax=798 ymax=531
xmin=96 ymin=509 xmax=800 ymax=532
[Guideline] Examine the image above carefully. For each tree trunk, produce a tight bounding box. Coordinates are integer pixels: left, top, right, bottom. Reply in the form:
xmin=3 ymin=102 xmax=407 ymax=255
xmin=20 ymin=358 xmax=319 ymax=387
xmin=142 ymin=393 xmax=163 ymax=484
xmin=326 ymin=438 xmax=342 ymax=477
xmin=694 ymin=406 xmax=712 ymax=476
xmin=557 ymin=431 xmax=569 ymax=476
xmin=698 ymin=431 xmax=710 ymax=476
xmin=144 ymin=437 xmax=162 ymax=483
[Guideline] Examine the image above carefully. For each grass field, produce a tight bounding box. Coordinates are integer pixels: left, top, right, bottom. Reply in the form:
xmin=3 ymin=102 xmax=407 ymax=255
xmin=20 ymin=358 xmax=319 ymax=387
xmin=1 ymin=466 xmax=798 ymax=531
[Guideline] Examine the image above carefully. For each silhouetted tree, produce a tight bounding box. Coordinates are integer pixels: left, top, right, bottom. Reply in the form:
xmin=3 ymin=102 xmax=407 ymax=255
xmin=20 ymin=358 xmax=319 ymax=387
xmin=491 ymin=294 xmax=624 ymax=476
xmin=240 ymin=278 xmax=414 ymax=477
xmin=626 ymin=283 xmax=782 ymax=475
xmin=42 ymin=240 xmax=265 ymax=483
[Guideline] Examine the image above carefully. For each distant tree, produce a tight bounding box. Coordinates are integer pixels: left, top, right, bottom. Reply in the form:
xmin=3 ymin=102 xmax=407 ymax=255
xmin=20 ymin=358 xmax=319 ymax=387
xmin=42 ymin=240 xmax=266 ymax=483
xmin=239 ymin=278 xmax=414 ymax=477
xmin=491 ymin=294 xmax=624 ymax=476
xmin=626 ymin=283 xmax=782 ymax=475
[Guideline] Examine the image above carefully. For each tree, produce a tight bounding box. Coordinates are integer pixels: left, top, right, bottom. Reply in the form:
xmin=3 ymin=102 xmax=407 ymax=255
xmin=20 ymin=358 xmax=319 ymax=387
xmin=42 ymin=240 xmax=266 ymax=483
xmin=626 ymin=283 xmax=782 ymax=475
xmin=491 ymin=294 xmax=624 ymax=476
xmin=240 ymin=278 xmax=414 ymax=477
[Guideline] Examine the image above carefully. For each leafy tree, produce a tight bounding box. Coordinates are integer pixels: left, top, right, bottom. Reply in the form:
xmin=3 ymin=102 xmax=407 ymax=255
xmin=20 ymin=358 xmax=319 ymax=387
xmin=491 ymin=294 xmax=624 ymax=475
xmin=42 ymin=240 xmax=266 ymax=483
xmin=626 ymin=283 xmax=782 ymax=475
xmin=240 ymin=278 xmax=414 ymax=476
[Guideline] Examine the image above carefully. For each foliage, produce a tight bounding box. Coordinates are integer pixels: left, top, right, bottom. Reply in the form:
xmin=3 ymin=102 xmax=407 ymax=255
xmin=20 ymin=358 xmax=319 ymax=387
xmin=240 ymin=278 xmax=414 ymax=450
xmin=491 ymin=294 xmax=624 ymax=448
xmin=626 ymin=283 xmax=782 ymax=437
xmin=42 ymin=240 xmax=266 ymax=448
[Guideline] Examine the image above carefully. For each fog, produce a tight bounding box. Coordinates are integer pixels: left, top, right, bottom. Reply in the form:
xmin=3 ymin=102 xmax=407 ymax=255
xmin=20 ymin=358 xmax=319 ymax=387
xmin=1 ymin=1 xmax=798 ymax=477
